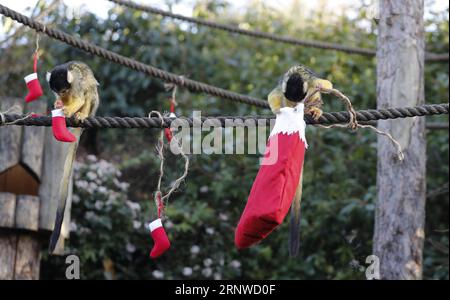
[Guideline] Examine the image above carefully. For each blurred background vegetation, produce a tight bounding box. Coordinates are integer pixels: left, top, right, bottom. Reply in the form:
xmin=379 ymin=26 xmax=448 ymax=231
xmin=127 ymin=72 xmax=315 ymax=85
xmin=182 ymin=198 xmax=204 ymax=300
xmin=0 ymin=0 xmax=448 ymax=279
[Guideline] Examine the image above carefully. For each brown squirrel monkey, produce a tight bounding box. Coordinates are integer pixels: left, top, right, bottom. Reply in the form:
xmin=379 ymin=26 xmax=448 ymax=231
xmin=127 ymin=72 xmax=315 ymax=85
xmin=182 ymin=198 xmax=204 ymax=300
xmin=268 ymin=64 xmax=332 ymax=120
xmin=47 ymin=61 xmax=99 ymax=253
xmin=268 ymin=65 xmax=332 ymax=257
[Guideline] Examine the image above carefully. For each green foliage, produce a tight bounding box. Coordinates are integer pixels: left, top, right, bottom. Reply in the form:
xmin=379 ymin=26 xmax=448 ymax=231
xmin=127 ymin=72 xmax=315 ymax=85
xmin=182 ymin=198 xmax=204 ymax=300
xmin=2 ymin=0 xmax=447 ymax=280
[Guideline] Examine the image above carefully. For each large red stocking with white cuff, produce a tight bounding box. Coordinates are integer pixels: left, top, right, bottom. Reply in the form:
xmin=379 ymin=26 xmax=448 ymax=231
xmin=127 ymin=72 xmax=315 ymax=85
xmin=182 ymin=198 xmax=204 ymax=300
xmin=235 ymin=103 xmax=307 ymax=249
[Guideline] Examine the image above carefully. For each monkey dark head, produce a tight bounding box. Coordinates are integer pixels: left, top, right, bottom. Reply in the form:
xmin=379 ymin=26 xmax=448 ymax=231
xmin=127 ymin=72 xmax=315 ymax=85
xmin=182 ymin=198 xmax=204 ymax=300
xmin=47 ymin=65 xmax=73 ymax=94
xmin=283 ymin=73 xmax=307 ymax=102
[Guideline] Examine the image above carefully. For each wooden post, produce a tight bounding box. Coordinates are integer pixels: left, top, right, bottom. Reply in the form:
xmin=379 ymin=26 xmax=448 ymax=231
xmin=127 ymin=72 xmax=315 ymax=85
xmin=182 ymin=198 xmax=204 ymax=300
xmin=374 ymin=0 xmax=426 ymax=279
xmin=0 ymin=97 xmax=44 ymax=280
xmin=39 ymin=127 xmax=75 ymax=252
xmin=0 ymin=96 xmax=75 ymax=279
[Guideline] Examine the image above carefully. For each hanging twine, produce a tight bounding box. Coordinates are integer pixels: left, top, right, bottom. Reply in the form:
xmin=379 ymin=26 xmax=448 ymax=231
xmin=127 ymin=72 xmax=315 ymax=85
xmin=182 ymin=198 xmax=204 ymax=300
xmin=33 ymin=29 xmax=43 ymax=73
xmin=159 ymin=84 xmax=190 ymax=203
xmin=169 ymin=95 xmax=175 ymax=114
xmin=164 ymin=83 xmax=180 ymax=140
xmin=308 ymin=87 xmax=405 ymax=161
xmin=164 ymin=76 xmax=185 ymax=107
xmin=149 ymin=110 xmax=190 ymax=219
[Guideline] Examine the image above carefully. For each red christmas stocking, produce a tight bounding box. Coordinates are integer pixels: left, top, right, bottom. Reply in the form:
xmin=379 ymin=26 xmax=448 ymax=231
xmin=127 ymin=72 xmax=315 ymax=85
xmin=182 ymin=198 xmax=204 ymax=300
xmin=149 ymin=218 xmax=171 ymax=259
xmin=52 ymin=109 xmax=77 ymax=143
xmin=235 ymin=103 xmax=307 ymax=249
xmin=24 ymin=54 xmax=43 ymax=103
xmin=24 ymin=73 xmax=43 ymax=103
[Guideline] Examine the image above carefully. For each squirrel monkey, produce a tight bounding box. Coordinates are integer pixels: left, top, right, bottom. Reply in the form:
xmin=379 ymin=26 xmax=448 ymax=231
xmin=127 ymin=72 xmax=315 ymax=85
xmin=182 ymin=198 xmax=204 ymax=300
xmin=47 ymin=61 xmax=99 ymax=253
xmin=268 ymin=64 xmax=332 ymax=257
xmin=268 ymin=64 xmax=332 ymax=120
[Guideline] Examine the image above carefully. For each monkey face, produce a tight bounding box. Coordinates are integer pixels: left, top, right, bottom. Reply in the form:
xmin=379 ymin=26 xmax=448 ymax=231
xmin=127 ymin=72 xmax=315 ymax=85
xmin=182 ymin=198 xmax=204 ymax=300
xmin=283 ymin=73 xmax=307 ymax=103
xmin=47 ymin=66 xmax=73 ymax=95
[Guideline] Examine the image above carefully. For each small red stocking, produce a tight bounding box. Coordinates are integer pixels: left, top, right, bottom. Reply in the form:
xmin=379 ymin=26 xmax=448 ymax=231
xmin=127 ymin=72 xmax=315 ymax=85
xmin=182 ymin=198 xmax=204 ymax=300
xmin=24 ymin=73 xmax=43 ymax=103
xmin=24 ymin=54 xmax=43 ymax=103
xmin=52 ymin=109 xmax=77 ymax=143
xmin=149 ymin=218 xmax=171 ymax=259
xmin=235 ymin=103 xmax=307 ymax=249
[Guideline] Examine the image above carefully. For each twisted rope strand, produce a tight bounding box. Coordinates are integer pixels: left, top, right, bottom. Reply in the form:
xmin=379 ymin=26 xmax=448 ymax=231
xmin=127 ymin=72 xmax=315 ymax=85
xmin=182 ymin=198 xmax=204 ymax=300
xmin=1 ymin=103 xmax=448 ymax=128
xmin=0 ymin=4 xmax=268 ymax=108
xmin=108 ymin=0 xmax=449 ymax=62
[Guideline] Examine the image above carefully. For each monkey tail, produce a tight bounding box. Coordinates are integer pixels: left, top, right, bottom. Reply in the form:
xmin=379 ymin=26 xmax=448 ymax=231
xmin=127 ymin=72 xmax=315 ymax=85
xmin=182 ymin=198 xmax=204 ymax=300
xmin=49 ymin=128 xmax=83 ymax=254
xmin=289 ymin=166 xmax=304 ymax=257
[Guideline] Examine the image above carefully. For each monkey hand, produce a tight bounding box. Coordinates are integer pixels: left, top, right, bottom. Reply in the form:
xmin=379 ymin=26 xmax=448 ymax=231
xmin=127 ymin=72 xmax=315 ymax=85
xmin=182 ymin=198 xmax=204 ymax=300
xmin=308 ymin=107 xmax=323 ymax=121
xmin=314 ymin=79 xmax=333 ymax=91
xmin=74 ymin=112 xmax=89 ymax=122
xmin=54 ymin=99 xmax=64 ymax=109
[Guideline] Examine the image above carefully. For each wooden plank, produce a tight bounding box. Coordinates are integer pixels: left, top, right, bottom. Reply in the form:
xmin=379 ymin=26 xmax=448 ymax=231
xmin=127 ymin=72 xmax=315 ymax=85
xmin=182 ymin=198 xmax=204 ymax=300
xmin=38 ymin=128 xmax=62 ymax=252
xmin=39 ymin=128 xmax=66 ymax=231
xmin=39 ymin=127 xmax=74 ymax=254
xmin=61 ymin=174 xmax=73 ymax=240
xmin=14 ymin=233 xmax=41 ymax=280
xmin=21 ymin=100 xmax=47 ymax=180
xmin=0 ymin=97 xmax=23 ymax=174
xmin=0 ymin=232 xmax=17 ymax=280
xmin=15 ymin=195 xmax=39 ymax=231
xmin=0 ymin=98 xmax=43 ymax=279
xmin=0 ymin=192 xmax=16 ymax=228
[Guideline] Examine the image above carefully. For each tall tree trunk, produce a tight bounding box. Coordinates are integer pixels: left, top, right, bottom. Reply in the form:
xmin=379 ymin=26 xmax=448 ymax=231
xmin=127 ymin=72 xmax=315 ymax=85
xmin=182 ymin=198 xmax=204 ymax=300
xmin=374 ymin=0 xmax=426 ymax=280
